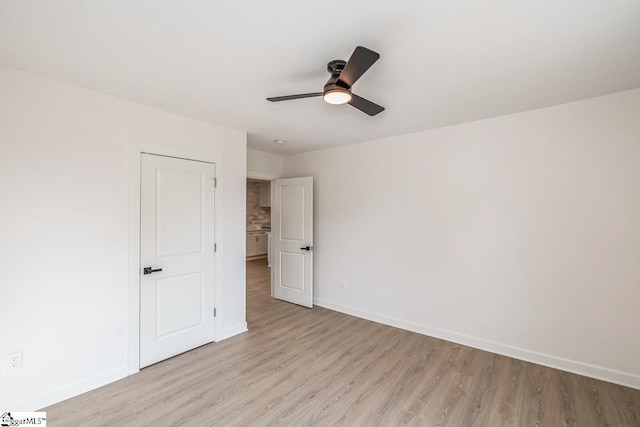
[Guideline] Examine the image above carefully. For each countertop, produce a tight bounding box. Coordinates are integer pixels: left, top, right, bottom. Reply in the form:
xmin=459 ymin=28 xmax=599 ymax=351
xmin=247 ymin=229 xmax=270 ymax=234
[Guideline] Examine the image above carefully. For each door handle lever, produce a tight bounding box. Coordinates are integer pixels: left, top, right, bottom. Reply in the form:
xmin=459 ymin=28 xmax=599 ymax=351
xmin=143 ymin=267 xmax=163 ymax=275
xmin=300 ymin=246 xmax=313 ymax=251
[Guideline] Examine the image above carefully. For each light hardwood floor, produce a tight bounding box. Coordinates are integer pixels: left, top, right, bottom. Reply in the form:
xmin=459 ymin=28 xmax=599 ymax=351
xmin=45 ymin=259 xmax=640 ymax=426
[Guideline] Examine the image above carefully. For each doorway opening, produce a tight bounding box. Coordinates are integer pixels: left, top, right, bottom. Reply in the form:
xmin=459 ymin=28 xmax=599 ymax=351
xmin=246 ymin=178 xmax=273 ymax=328
xmin=244 ymin=174 xmax=314 ymax=325
xmin=246 ymin=178 xmax=272 ymax=263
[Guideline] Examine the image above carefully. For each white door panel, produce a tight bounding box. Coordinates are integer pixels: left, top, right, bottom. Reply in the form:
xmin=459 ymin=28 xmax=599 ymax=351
xmin=281 ymin=252 xmax=305 ymax=290
xmin=140 ymin=154 xmax=216 ymax=368
xmin=155 ymin=272 xmax=203 ymax=338
xmin=273 ymin=177 xmax=313 ymax=308
xmin=156 ymin=168 xmax=204 ymax=257
xmin=281 ymin=185 xmax=305 ymax=240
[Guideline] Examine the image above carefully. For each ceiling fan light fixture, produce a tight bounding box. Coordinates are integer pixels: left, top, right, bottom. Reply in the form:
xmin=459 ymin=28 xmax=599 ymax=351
xmin=323 ymin=89 xmax=352 ymax=105
xmin=266 ymin=46 xmax=384 ymax=116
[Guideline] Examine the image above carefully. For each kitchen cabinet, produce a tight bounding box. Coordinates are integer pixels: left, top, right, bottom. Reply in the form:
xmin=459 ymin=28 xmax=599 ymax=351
xmin=256 ymin=234 xmax=268 ymax=255
xmin=259 ymin=182 xmax=271 ymax=208
xmin=246 ymin=235 xmax=257 ymax=257
xmin=247 ymin=231 xmax=269 ymax=257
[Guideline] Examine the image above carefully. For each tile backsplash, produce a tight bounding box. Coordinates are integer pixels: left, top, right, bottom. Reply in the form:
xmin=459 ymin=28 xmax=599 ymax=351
xmin=247 ymin=180 xmax=270 ymax=229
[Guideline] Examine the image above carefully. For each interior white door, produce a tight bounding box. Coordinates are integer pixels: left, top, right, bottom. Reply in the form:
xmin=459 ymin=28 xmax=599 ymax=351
xmin=273 ymin=177 xmax=313 ymax=308
xmin=140 ymin=153 xmax=216 ymax=368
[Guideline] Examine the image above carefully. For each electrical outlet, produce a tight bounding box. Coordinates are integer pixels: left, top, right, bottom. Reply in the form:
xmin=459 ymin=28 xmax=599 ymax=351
xmin=340 ymin=281 xmax=347 ymax=291
xmin=7 ymin=351 xmax=22 ymax=371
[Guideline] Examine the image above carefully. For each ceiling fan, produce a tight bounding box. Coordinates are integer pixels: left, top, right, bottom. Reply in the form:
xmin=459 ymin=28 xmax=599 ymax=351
xmin=267 ymin=46 xmax=385 ymax=116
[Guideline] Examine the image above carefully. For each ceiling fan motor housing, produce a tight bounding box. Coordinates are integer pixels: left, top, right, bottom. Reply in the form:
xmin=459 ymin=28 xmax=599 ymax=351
xmin=327 ymin=60 xmax=346 ymax=76
xmin=325 ymin=60 xmax=350 ymax=93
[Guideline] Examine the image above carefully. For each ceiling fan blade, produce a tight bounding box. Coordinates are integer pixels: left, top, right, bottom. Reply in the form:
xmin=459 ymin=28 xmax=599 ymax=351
xmin=266 ymin=92 xmax=322 ymax=102
xmin=337 ymin=46 xmax=380 ymax=88
xmin=348 ymin=94 xmax=385 ymax=116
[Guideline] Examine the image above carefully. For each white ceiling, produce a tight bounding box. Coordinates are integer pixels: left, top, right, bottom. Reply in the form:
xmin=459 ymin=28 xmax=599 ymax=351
xmin=1 ymin=1 xmax=639 ymax=155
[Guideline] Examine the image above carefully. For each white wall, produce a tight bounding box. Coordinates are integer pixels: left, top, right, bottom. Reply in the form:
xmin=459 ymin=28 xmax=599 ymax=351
xmin=284 ymin=89 xmax=640 ymax=389
xmin=0 ymin=66 xmax=247 ymax=409
xmin=247 ymin=148 xmax=284 ymax=178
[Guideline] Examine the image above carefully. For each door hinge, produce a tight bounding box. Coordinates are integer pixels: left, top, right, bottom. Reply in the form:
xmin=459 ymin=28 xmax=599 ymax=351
xmin=214 ymin=243 xmax=217 ymax=252
xmin=214 ymin=308 xmax=217 ymax=317
xmin=213 ymin=177 xmax=217 ymax=187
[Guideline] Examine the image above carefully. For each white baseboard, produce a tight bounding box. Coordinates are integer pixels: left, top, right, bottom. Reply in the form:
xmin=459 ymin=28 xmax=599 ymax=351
xmin=11 ymin=366 xmax=128 ymax=411
xmin=11 ymin=321 xmax=248 ymax=411
xmin=220 ymin=321 xmax=248 ymax=341
xmin=314 ymin=297 xmax=640 ymax=391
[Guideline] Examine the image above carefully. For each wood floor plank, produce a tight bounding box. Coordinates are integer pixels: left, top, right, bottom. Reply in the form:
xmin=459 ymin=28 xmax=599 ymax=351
xmin=43 ymin=259 xmax=640 ymax=426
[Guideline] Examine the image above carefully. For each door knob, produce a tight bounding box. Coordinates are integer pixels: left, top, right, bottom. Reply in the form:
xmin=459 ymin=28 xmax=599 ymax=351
xmin=143 ymin=267 xmax=163 ymax=275
xmin=300 ymin=246 xmax=313 ymax=251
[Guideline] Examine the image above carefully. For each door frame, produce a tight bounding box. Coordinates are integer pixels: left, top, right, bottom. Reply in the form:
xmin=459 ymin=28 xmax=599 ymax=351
xmin=127 ymin=141 xmax=224 ymax=375
xmin=246 ymin=170 xmax=278 ymax=297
